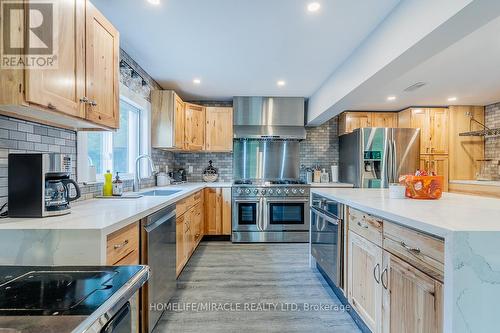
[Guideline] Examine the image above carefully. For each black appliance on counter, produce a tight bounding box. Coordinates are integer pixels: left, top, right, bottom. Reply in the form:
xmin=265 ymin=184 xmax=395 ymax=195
xmin=0 ymin=265 xmax=149 ymax=333
xmin=168 ymin=168 xmax=187 ymax=183
xmin=310 ymin=193 xmax=344 ymax=290
xmin=8 ymin=153 xmax=81 ymax=217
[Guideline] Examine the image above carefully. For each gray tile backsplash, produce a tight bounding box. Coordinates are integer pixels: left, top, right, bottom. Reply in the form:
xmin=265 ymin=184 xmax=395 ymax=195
xmin=484 ymin=102 xmax=500 ymax=178
xmin=0 ymin=115 xmax=77 ymax=206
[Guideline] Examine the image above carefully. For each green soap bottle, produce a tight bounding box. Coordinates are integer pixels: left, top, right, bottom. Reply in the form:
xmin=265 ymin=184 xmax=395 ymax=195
xmin=103 ymin=170 xmax=113 ymax=196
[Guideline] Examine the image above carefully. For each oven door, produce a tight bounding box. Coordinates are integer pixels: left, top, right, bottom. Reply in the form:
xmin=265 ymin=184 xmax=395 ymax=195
xmin=232 ymin=198 xmax=263 ymax=232
xmin=263 ymin=198 xmax=309 ymax=231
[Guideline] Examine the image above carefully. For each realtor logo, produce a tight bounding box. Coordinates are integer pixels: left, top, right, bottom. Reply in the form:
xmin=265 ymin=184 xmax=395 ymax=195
xmin=1 ymin=0 xmax=58 ymax=69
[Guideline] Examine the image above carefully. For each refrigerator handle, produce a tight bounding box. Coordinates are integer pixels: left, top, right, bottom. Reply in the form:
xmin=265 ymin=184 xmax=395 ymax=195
xmin=386 ymin=137 xmax=393 ymax=186
xmin=392 ymin=139 xmax=397 ymax=182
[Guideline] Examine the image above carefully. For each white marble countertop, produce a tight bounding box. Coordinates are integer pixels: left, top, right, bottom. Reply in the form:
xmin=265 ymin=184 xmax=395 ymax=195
xmin=310 ymin=188 xmax=500 ymax=237
xmin=0 ymin=182 xmax=230 ymax=235
xmin=449 ymin=179 xmax=500 ymax=187
xmin=307 ymin=182 xmax=353 ymax=188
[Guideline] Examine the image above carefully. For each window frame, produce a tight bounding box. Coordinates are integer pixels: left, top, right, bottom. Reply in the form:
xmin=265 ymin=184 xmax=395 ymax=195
xmin=77 ymin=83 xmax=151 ymax=183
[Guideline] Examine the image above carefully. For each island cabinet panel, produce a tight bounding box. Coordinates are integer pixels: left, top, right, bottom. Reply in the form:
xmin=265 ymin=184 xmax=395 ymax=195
xmin=382 ymin=251 xmax=443 ymax=333
xmin=347 ymin=230 xmax=383 ymax=333
xmin=106 ymin=222 xmax=139 ymax=265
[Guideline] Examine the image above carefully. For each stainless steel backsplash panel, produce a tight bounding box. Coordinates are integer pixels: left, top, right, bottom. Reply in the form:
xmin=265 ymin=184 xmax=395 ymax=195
xmin=233 ymin=139 xmax=300 ymax=181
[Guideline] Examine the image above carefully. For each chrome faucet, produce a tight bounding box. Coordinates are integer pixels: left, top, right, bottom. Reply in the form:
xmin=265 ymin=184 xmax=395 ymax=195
xmin=134 ymin=154 xmax=155 ymax=192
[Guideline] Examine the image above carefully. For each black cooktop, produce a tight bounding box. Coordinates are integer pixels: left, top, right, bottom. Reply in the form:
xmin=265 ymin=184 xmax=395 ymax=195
xmin=0 ymin=266 xmax=142 ymax=316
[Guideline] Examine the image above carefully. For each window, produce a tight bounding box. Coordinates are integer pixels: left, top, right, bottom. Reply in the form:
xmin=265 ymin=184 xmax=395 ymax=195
xmin=77 ymin=84 xmax=151 ymax=182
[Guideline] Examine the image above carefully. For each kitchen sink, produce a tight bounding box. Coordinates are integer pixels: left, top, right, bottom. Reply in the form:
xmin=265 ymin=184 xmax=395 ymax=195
xmin=141 ymin=190 xmax=181 ymax=196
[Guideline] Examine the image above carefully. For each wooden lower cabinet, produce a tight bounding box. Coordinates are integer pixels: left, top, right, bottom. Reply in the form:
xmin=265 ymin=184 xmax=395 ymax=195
xmin=419 ymin=155 xmax=449 ymax=191
xmin=176 ymin=190 xmax=205 ymax=276
xmin=204 ymin=188 xmax=232 ymax=236
xmin=382 ymin=251 xmax=443 ymax=333
xmin=347 ymin=206 xmax=444 ymax=333
xmin=347 ymin=230 xmax=382 ymax=333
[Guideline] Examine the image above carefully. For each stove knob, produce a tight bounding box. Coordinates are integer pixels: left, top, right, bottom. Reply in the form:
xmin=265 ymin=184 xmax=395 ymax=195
xmin=268 ymin=189 xmax=274 ymax=195
xmin=245 ymin=189 xmax=251 ymax=194
xmin=237 ymin=188 xmax=243 ymax=194
xmin=253 ymin=189 xmax=259 ymax=195
xmin=260 ymin=189 xmax=266 ymax=195
xmin=292 ymin=188 xmax=298 ymax=194
xmin=284 ymin=189 xmax=290 ymax=194
xmin=276 ymin=189 xmax=282 ymax=195
xmin=299 ymin=189 xmax=305 ymax=194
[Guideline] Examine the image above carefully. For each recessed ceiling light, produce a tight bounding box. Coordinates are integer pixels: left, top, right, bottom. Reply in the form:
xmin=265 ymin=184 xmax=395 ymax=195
xmin=193 ymin=78 xmax=201 ymax=85
xmin=277 ymin=80 xmax=286 ymax=87
xmin=448 ymin=97 xmax=457 ymax=102
xmin=147 ymin=0 xmax=160 ymax=5
xmin=387 ymin=96 xmax=396 ymax=101
xmin=307 ymin=2 xmax=321 ymax=12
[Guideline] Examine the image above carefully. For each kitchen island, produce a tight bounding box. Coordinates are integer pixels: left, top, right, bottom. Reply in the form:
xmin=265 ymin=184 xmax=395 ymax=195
xmin=311 ymin=188 xmax=500 ymax=333
xmin=0 ymin=182 xmax=230 ymax=266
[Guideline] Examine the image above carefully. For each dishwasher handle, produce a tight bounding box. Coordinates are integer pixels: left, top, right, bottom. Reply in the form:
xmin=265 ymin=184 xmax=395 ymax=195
xmin=144 ymin=209 xmax=176 ymax=233
xmin=310 ymin=206 xmax=340 ymax=225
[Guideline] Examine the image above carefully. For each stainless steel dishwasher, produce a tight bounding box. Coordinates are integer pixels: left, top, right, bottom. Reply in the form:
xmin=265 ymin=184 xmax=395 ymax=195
xmin=142 ymin=204 xmax=176 ymax=332
xmin=310 ymin=194 xmax=344 ymax=290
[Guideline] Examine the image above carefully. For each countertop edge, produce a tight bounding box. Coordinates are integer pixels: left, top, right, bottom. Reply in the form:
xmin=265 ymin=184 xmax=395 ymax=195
xmin=310 ymin=188 xmax=450 ymax=238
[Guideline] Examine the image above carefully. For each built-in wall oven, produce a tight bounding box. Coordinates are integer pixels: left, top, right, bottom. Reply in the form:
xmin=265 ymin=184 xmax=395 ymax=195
xmin=232 ymin=184 xmax=310 ymax=242
xmin=310 ymin=193 xmax=344 ymax=290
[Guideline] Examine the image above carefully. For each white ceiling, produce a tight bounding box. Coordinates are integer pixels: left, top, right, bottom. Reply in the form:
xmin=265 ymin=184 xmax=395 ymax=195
xmin=91 ymin=0 xmax=401 ymax=101
xmin=344 ymin=13 xmax=500 ymax=111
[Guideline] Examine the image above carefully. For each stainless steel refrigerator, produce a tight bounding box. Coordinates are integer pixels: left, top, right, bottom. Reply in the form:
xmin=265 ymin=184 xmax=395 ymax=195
xmin=339 ymin=128 xmax=420 ymax=188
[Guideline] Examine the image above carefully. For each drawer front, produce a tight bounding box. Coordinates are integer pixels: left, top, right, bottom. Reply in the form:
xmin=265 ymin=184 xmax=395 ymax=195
xmin=349 ymin=208 xmax=383 ymax=246
xmin=176 ymin=196 xmax=194 ymax=216
xmin=107 ymin=222 xmax=139 ymax=265
xmin=192 ymin=190 xmax=202 ymax=205
xmin=383 ymin=221 xmax=444 ymax=281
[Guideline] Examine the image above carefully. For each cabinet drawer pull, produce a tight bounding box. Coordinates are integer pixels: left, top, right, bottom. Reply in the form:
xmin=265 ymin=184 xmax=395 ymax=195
xmin=373 ymin=263 xmax=381 ymax=284
xmin=47 ymin=103 xmax=56 ymax=110
xmin=381 ymin=267 xmax=388 ymax=289
xmin=357 ymin=221 xmax=369 ymax=229
xmin=113 ymin=239 xmax=129 ymax=250
xmin=401 ymin=241 xmax=421 ymax=254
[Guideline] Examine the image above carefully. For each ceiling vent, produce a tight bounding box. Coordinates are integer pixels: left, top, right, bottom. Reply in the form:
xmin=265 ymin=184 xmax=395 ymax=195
xmin=403 ymin=82 xmax=426 ymax=92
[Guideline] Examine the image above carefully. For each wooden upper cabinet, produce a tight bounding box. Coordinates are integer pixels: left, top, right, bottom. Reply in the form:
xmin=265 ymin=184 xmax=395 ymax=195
xmin=184 ymin=103 xmax=205 ymax=150
xmin=339 ymin=112 xmax=398 ymax=136
xmin=25 ymin=0 xmax=86 ymax=118
xmin=371 ymin=113 xmax=398 ymax=128
xmin=399 ymin=108 xmax=448 ymax=155
xmin=174 ymin=95 xmax=185 ymax=149
xmin=85 ymin=1 xmax=120 ymax=128
xmin=430 ymin=108 xmax=449 ymax=154
xmin=205 ymin=107 xmax=233 ymax=152
xmin=339 ymin=112 xmax=371 ymax=135
xmin=348 ymin=230 xmax=382 ymax=333
xmin=382 ymin=252 xmax=443 ymax=333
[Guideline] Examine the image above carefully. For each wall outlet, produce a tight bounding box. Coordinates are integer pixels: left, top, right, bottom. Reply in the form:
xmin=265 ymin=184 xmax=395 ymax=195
xmin=188 ymin=166 xmax=194 ymax=173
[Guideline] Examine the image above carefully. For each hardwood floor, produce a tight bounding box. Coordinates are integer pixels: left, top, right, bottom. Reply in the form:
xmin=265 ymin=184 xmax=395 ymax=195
xmin=153 ymin=242 xmax=360 ymax=333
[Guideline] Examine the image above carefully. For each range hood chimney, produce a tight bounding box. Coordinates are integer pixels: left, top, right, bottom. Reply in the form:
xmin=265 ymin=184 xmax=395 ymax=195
xmin=233 ymin=97 xmax=306 ymax=140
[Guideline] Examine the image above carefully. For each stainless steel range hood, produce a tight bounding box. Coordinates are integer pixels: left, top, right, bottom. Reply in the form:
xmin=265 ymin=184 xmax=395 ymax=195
xmin=233 ymin=97 xmax=306 ymax=140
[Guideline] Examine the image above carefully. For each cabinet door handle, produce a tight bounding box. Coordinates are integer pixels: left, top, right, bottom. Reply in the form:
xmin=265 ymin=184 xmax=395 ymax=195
xmin=373 ymin=263 xmax=381 ymax=284
xmin=47 ymin=103 xmax=56 ymax=110
xmin=381 ymin=267 xmax=388 ymax=289
xmin=113 ymin=239 xmax=129 ymax=250
xmin=357 ymin=221 xmax=369 ymax=229
xmin=401 ymin=241 xmax=421 ymax=254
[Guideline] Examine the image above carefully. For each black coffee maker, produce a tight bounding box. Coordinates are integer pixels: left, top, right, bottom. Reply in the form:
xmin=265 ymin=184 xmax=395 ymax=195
xmin=8 ymin=153 xmax=81 ymax=217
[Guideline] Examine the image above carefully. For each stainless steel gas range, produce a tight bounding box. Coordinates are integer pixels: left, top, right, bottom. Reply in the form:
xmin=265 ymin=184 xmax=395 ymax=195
xmin=232 ymin=180 xmax=310 ymax=243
